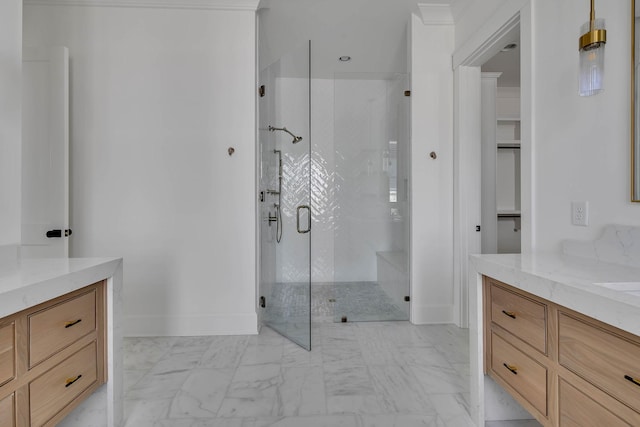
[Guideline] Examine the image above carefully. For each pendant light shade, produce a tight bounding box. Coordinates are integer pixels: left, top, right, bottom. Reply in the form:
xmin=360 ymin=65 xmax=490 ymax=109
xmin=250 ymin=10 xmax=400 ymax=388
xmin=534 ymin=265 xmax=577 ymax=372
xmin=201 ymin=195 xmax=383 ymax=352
xmin=579 ymin=0 xmax=607 ymax=96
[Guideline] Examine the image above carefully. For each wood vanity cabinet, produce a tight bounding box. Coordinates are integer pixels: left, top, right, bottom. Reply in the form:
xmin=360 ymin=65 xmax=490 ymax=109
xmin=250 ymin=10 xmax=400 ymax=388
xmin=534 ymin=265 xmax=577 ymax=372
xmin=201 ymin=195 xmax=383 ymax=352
xmin=484 ymin=276 xmax=640 ymax=426
xmin=0 ymin=281 xmax=106 ymax=427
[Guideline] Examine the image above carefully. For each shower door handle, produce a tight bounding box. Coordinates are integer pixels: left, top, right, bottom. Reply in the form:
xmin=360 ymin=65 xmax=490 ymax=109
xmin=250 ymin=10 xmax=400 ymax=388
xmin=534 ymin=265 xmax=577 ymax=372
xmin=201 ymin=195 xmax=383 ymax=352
xmin=296 ymin=205 xmax=311 ymax=234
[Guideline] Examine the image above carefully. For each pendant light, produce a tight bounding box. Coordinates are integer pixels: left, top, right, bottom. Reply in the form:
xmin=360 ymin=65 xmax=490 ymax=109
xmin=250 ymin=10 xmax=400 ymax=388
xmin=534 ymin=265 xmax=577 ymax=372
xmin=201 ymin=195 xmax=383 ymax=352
xmin=578 ymin=0 xmax=607 ymax=96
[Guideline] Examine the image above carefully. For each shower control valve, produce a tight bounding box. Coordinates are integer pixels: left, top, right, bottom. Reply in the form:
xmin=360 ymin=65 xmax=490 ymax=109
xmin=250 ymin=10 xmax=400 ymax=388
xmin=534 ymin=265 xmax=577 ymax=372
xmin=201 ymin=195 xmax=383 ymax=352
xmin=268 ymin=213 xmax=278 ymax=225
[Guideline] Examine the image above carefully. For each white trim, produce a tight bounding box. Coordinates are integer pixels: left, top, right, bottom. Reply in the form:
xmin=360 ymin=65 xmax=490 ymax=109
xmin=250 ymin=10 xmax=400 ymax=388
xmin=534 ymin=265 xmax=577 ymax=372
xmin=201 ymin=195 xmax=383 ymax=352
xmin=453 ymin=65 xmax=481 ymax=329
xmin=417 ymin=3 xmax=454 ymax=25
xmin=519 ymin=2 xmax=534 ymax=253
xmin=125 ymin=313 xmax=259 ymax=336
xmin=23 ymin=0 xmax=260 ymax=11
xmin=452 ymin=0 xmax=526 ymax=68
xmin=454 ymin=2 xmax=533 ymax=425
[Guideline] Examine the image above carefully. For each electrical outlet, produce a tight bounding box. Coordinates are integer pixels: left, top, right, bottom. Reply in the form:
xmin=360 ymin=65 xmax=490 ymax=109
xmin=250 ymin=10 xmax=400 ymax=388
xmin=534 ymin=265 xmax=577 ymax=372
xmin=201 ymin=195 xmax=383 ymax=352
xmin=571 ymin=201 xmax=589 ymax=226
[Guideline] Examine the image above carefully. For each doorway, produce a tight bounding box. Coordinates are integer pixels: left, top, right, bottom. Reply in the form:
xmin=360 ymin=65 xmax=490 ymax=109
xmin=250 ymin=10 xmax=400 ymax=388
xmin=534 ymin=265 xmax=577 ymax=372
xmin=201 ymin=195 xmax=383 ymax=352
xmin=481 ymin=32 xmax=522 ymax=255
xmin=452 ymin=2 xmax=532 ymax=329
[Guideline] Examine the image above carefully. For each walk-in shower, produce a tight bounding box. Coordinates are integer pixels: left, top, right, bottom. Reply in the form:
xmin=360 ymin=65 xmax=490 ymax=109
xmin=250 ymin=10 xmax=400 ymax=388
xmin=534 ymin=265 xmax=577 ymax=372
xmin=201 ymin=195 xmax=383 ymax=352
xmin=258 ymin=40 xmax=410 ymax=350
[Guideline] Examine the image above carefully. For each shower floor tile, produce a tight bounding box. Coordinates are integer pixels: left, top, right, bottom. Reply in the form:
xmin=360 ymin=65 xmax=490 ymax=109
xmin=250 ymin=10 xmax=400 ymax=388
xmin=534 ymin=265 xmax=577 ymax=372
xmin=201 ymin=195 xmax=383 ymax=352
xmin=264 ymin=281 xmax=408 ymax=325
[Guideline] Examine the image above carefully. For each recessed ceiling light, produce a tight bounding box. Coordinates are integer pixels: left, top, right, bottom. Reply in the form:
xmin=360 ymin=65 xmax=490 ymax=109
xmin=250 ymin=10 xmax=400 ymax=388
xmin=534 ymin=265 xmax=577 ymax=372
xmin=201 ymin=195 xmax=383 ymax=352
xmin=339 ymin=56 xmax=351 ymax=62
xmin=501 ymin=43 xmax=518 ymax=52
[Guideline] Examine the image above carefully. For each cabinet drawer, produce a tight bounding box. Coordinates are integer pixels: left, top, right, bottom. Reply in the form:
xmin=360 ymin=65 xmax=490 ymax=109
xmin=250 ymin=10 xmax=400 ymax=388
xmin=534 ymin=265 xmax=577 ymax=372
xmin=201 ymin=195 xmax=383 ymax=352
xmin=30 ymin=342 xmax=98 ymax=427
xmin=559 ymin=312 xmax=640 ymax=412
xmin=0 ymin=323 xmax=15 ymax=387
xmin=29 ymin=290 xmax=96 ymax=367
xmin=0 ymin=393 xmax=15 ymax=427
xmin=490 ymin=283 xmax=547 ymax=353
xmin=559 ymin=379 xmax=630 ymax=427
xmin=491 ymin=331 xmax=547 ymax=415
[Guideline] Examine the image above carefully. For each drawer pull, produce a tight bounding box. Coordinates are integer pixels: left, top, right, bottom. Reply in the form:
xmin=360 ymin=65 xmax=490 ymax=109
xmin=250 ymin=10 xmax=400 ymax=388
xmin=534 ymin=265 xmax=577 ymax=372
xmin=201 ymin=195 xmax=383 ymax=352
xmin=65 ymin=374 xmax=82 ymax=387
xmin=503 ymin=363 xmax=518 ymax=375
xmin=64 ymin=319 xmax=82 ymax=328
xmin=502 ymin=310 xmax=516 ymax=319
xmin=624 ymin=375 xmax=640 ymax=387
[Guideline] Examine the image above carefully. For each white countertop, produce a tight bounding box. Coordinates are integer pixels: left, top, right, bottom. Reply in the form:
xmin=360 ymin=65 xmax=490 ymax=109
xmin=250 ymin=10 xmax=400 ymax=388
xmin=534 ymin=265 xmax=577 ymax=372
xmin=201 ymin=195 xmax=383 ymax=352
xmin=0 ymin=257 xmax=122 ymax=318
xmin=470 ymin=252 xmax=640 ymax=336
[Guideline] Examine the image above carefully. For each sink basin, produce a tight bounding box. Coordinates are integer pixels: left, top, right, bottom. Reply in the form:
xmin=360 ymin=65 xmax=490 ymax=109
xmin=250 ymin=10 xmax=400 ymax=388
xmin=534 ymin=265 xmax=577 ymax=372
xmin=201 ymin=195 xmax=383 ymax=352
xmin=595 ymin=282 xmax=640 ymax=296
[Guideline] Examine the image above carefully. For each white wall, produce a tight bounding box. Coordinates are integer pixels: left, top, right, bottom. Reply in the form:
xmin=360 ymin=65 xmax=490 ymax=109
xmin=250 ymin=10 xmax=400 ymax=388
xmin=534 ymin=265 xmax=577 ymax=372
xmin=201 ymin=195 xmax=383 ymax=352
xmin=532 ymin=0 xmax=638 ymax=250
xmin=24 ymin=2 xmax=259 ymax=336
xmin=409 ymin=14 xmax=455 ymax=323
xmin=0 ymin=0 xmax=22 ymax=249
xmin=458 ymin=0 xmax=640 ymax=252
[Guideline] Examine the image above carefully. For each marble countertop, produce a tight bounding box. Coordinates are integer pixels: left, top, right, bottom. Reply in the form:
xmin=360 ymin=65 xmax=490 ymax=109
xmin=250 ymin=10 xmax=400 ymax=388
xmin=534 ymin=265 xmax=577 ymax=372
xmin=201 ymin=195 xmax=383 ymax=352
xmin=470 ymin=252 xmax=640 ymax=336
xmin=0 ymin=257 xmax=122 ymax=318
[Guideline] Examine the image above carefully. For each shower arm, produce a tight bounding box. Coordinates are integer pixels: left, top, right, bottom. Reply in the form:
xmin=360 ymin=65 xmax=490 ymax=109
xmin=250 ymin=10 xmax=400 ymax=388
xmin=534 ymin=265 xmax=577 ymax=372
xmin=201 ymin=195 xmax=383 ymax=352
xmin=268 ymin=125 xmax=303 ymax=143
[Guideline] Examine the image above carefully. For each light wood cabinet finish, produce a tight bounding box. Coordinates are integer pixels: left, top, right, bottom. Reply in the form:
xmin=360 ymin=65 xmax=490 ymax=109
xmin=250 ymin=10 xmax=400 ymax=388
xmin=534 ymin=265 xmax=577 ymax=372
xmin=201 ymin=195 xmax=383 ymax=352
xmin=30 ymin=343 xmax=98 ymax=427
xmin=491 ymin=331 xmax=547 ymax=415
xmin=0 ymin=282 xmax=106 ymax=427
xmin=0 ymin=323 xmax=15 ymax=387
xmin=559 ymin=379 xmax=628 ymax=427
xmin=490 ymin=284 xmax=547 ymax=354
xmin=0 ymin=393 xmax=15 ymax=427
xmin=29 ymin=290 xmax=96 ymax=368
xmin=558 ymin=311 xmax=640 ymax=413
xmin=484 ymin=276 xmax=640 ymax=427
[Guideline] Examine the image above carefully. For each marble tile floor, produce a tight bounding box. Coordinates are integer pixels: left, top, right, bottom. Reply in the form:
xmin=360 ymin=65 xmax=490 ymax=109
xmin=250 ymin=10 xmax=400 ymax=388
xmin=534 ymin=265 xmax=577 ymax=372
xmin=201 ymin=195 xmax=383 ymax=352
xmin=124 ymin=322 xmax=539 ymax=427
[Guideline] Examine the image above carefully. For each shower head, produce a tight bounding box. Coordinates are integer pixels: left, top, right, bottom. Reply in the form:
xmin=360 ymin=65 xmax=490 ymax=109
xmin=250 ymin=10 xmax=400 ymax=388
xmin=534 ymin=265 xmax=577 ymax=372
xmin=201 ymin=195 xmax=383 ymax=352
xmin=268 ymin=125 xmax=303 ymax=144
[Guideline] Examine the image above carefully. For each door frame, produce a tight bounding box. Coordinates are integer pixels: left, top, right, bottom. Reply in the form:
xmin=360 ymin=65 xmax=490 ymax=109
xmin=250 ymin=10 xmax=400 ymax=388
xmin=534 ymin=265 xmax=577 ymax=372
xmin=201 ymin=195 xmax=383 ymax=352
xmin=452 ymin=1 xmax=533 ymax=328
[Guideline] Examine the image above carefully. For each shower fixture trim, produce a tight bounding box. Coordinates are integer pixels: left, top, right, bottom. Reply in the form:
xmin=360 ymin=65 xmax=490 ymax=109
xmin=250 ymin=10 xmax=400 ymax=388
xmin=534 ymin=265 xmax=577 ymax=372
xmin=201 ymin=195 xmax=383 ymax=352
xmin=268 ymin=125 xmax=303 ymax=144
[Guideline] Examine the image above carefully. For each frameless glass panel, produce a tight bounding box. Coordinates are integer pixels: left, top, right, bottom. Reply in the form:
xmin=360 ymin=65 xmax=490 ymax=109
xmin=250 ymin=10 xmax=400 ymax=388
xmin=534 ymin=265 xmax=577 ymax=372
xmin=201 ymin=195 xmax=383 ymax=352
xmin=332 ymin=73 xmax=410 ymax=323
xmin=260 ymin=41 xmax=311 ymax=350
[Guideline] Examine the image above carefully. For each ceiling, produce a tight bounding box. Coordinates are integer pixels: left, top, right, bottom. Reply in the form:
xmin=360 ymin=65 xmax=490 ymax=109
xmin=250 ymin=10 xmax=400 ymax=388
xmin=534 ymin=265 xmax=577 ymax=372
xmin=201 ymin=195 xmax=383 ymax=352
xmin=258 ymin=0 xmax=520 ymax=85
xmin=481 ymin=33 xmax=521 ymax=87
xmin=258 ymin=0 xmax=424 ymax=78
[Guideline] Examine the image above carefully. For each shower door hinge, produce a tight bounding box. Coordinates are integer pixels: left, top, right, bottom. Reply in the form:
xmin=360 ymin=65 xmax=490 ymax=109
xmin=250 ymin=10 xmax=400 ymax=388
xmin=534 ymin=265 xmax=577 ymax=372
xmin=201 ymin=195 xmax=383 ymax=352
xmin=259 ymin=85 xmax=266 ymax=97
xmin=476 ymin=225 xmax=481 ymax=232
xmin=404 ymin=90 xmax=411 ymax=97
xmin=404 ymin=296 xmax=410 ymax=302
xmin=259 ymin=296 xmax=266 ymax=308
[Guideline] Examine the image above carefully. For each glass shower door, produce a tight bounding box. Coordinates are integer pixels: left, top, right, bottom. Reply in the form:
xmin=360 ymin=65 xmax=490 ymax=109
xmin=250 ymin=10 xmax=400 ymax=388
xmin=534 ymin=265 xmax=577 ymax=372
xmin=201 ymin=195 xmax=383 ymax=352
xmin=261 ymin=41 xmax=312 ymax=350
xmin=332 ymin=73 xmax=410 ymax=323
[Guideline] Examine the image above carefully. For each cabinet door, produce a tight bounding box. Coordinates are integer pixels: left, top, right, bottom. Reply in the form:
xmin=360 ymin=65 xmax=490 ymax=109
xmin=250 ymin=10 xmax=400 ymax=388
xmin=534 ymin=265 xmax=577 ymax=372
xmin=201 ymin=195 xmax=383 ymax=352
xmin=0 ymin=323 xmax=15 ymax=387
xmin=490 ymin=283 xmax=547 ymax=353
xmin=490 ymin=331 xmax=547 ymax=415
xmin=559 ymin=379 xmax=631 ymax=427
xmin=0 ymin=393 xmax=15 ymax=427
xmin=30 ymin=342 xmax=98 ymax=426
xmin=29 ymin=290 xmax=96 ymax=367
xmin=559 ymin=312 xmax=640 ymax=412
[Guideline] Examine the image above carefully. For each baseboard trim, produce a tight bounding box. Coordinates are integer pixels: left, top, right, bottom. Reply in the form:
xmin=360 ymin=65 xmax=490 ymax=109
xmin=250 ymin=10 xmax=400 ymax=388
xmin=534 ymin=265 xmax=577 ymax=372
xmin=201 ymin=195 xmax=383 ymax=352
xmin=411 ymin=304 xmax=454 ymax=324
xmin=125 ymin=313 xmax=258 ymax=337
